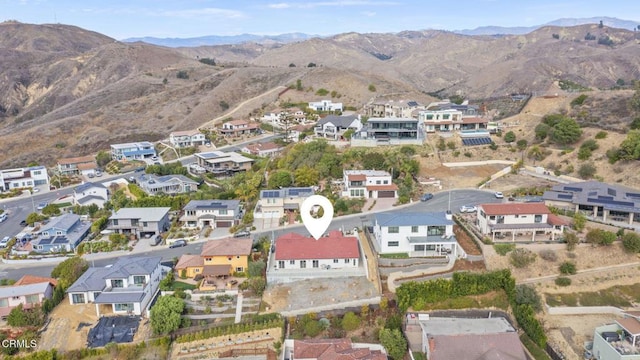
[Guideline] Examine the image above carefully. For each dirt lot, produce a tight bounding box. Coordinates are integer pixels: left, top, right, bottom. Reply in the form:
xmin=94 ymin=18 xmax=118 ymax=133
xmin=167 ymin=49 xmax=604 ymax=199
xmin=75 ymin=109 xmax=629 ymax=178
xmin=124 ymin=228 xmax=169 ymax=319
xmin=38 ymin=296 xmax=101 ymax=352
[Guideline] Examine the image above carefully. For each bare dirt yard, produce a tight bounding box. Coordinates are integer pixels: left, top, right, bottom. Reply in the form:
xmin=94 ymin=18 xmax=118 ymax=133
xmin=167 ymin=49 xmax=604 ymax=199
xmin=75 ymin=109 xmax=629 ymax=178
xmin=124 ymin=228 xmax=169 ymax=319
xmin=38 ymin=296 xmax=100 ymax=352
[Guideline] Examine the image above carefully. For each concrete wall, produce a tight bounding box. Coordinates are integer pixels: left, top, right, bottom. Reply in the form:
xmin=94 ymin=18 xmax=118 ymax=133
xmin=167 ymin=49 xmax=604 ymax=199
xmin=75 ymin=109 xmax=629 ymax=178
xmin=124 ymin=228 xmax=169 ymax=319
xmin=545 ymin=305 xmax=624 ymax=316
xmin=279 ymin=296 xmax=381 ymax=317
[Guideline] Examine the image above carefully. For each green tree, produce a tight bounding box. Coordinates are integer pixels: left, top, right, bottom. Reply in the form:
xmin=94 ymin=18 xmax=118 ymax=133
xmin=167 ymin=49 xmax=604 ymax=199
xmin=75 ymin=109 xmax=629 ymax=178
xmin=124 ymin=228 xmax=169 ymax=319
xmin=516 ymin=139 xmax=528 ymax=151
xmin=572 ymin=212 xmax=586 ymax=232
xmin=622 ymin=232 xmax=640 ymax=253
xmin=534 ymin=123 xmax=551 ymax=141
xmin=176 ymin=70 xmax=189 ymax=79
xmin=159 ymin=272 xmax=174 ymax=291
xmin=294 ymin=166 xmax=319 ymax=186
xmin=630 ymin=117 xmax=640 ymax=130
xmin=267 ymin=170 xmax=293 ymax=189
xmin=296 ymin=79 xmax=303 ymax=91
xmin=42 ymin=204 xmax=61 ymax=216
xmin=515 ymin=284 xmax=542 ymax=312
xmin=362 ymin=152 xmax=387 ymax=170
xmin=341 ymin=311 xmax=361 ymax=331
xmin=504 ymin=131 xmax=516 ymax=143
xmin=343 ymin=129 xmax=355 ymax=140
xmin=150 ymin=296 xmax=185 ymax=335
xmin=316 ymin=88 xmax=329 ymax=96
xmin=368 ymin=84 xmax=377 ymax=92
xmin=379 ymin=328 xmax=407 ymax=360
xmin=304 ymin=320 xmax=322 ymax=337
xmin=577 ymin=163 xmax=597 ymax=179
xmin=559 ymin=261 xmax=577 ymax=275
xmin=527 ymin=145 xmax=544 ymax=162
xmin=51 ymin=257 xmax=89 ymax=289
xmin=549 ymin=118 xmax=582 ymax=145
xmin=95 ymin=151 xmax=111 ymax=168
xmin=248 ymin=260 xmax=266 ymax=277
xmin=26 ymin=212 xmax=46 ymax=226
xmin=618 ymin=130 xmax=640 ymax=160
xmin=565 ymin=232 xmax=579 ymax=251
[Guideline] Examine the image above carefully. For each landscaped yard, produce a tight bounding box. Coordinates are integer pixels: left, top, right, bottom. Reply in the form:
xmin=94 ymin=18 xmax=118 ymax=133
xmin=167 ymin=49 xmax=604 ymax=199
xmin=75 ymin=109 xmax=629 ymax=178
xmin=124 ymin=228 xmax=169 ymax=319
xmin=171 ymin=281 xmax=197 ymax=291
xmin=545 ymin=283 xmax=640 ymax=308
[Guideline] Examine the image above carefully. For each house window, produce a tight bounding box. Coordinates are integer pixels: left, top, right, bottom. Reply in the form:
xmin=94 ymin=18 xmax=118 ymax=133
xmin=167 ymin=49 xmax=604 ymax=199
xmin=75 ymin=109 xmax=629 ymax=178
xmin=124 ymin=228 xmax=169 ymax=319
xmin=112 ymin=219 xmax=119 ymax=226
xmin=56 ymin=231 xmax=63 ymax=235
xmin=194 ymin=268 xmax=200 ymax=273
xmin=228 ymin=257 xmax=232 ymax=261
xmin=278 ymin=261 xmax=284 ymax=269
xmin=376 ymin=180 xmax=381 ymax=185
xmin=133 ymin=276 xmax=146 ymax=285
xmin=110 ymin=279 xmax=124 ymax=288
xmin=142 ymin=222 xmax=148 ymax=227
xmin=387 ymin=241 xmax=399 ymax=247
xmin=388 ymin=226 xmax=399 ymax=234
xmin=236 ymin=256 xmax=240 ymax=259
xmin=534 ymin=215 xmax=542 ymax=223
xmin=426 ymin=114 xmax=434 ymax=120
xmin=26 ymin=295 xmax=39 ymax=304
xmin=350 ymin=189 xmax=364 ymax=197
xmin=205 ymin=258 xmax=212 ymax=262
xmin=411 ymin=226 xmax=419 ymax=233
xmin=72 ymin=294 xmax=85 ymax=304
xmin=312 ymin=260 xmax=319 ymax=268
xmin=115 ymin=303 xmax=133 ymax=312
xmin=300 ymin=260 xmax=306 ymax=269
xmin=345 ymin=258 xmax=350 ymax=263
xmin=0 ymin=299 xmax=7 ymax=307
xmin=497 ymin=215 xmax=505 ymax=224
xmin=131 ymin=219 xmax=139 ymax=226
xmin=236 ymin=267 xmax=243 ymax=273
xmin=427 ymin=226 xmax=445 ymax=236
xmin=333 ymin=259 xmax=339 ymax=263
xmin=489 ymin=215 xmax=495 ymax=220
xmin=383 ymin=180 xmax=389 ymax=184
xmin=219 ymin=209 xmax=228 ymax=215
xmin=289 ymin=260 xmax=295 ymax=265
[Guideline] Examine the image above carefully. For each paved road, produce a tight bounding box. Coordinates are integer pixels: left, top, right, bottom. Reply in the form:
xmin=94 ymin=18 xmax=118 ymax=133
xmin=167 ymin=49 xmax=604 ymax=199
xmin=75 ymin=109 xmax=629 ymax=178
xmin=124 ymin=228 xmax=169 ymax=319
xmin=0 ymin=189 xmax=500 ymax=280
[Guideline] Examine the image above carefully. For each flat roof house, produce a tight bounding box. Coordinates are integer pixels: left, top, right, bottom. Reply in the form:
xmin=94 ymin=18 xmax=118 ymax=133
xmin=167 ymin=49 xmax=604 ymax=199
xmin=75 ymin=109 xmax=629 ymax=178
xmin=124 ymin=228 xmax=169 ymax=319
xmin=194 ymin=151 xmax=254 ymax=176
xmin=66 ymin=256 xmax=165 ymax=317
xmin=372 ymin=212 xmax=462 ymax=258
xmin=342 ymin=170 xmax=398 ymax=199
xmin=351 ymin=117 xmax=425 ymax=146
xmin=57 ymin=155 xmax=98 ymax=176
xmin=132 ymin=173 xmax=199 ymax=196
xmin=110 ymin=141 xmax=157 ymax=161
xmin=543 ymin=180 xmax=640 ymax=226
xmin=0 ymin=166 xmax=49 ymax=192
xmin=32 ymin=213 xmax=92 ymax=253
xmin=308 ymin=100 xmax=343 ymax=112
xmin=107 ymin=207 xmax=171 ymax=239
xmin=180 ymin=200 xmax=242 ymax=229
xmin=73 ymin=182 xmax=109 ymax=208
xmin=169 ymin=130 xmax=207 ymax=148
xmin=477 ymin=203 xmax=568 ymax=242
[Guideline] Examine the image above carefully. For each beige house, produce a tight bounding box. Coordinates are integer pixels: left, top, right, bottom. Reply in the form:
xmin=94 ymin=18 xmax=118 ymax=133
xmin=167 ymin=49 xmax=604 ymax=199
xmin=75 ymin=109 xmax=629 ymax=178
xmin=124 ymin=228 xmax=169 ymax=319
xmin=477 ymin=203 xmax=568 ymax=242
xmin=218 ymin=120 xmax=259 ymax=137
xmin=194 ymin=151 xmax=254 ymax=176
xmin=253 ymin=187 xmax=314 ymax=222
xmin=57 ymin=155 xmax=98 ymax=176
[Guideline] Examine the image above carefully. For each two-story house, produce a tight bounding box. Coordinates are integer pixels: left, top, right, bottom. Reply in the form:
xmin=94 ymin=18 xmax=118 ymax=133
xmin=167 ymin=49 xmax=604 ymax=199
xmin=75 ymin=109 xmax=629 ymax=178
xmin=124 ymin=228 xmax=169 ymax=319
xmin=372 ymin=212 xmax=462 ymax=257
xmin=193 ymin=151 xmax=254 ymax=176
xmin=66 ymin=256 xmax=165 ymax=317
xmin=107 ymin=207 xmax=171 ymax=239
xmin=254 ymin=187 xmax=315 ymax=223
xmin=218 ymin=120 xmax=259 ymax=138
xmin=175 ymin=238 xmax=253 ymax=279
xmin=342 ymin=170 xmax=398 ymax=199
xmin=110 ymin=142 xmax=157 ymax=161
xmin=365 ymin=100 xmax=424 ymax=118
xmin=73 ymin=182 xmax=109 ymax=208
xmin=241 ymin=142 xmax=284 ymax=158
xmin=132 ymin=173 xmax=199 ymax=196
xmin=169 ymin=130 xmax=207 ymax=148
xmin=57 ymin=155 xmax=98 ymax=176
xmin=0 ymin=276 xmax=56 ymax=318
xmin=308 ymin=100 xmax=343 ymax=112
xmin=32 ymin=213 xmax=92 ymax=253
xmin=418 ymin=109 xmax=464 ymax=133
xmin=0 ymin=166 xmax=50 ymax=192
xmin=180 ymin=200 xmax=241 ymax=229
xmin=352 ymin=118 xmax=424 ymax=146
xmin=314 ymin=115 xmax=363 ymax=140
xmin=477 ymin=203 xmax=568 ymax=242
xmin=591 ymin=314 xmax=640 ymax=360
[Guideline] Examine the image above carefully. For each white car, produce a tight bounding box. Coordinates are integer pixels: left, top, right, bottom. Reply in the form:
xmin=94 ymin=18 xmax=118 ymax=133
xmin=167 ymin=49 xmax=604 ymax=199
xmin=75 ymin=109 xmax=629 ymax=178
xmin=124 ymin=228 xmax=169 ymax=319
xmin=459 ymin=205 xmax=477 ymax=213
xmin=494 ymin=191 xmax=504 ymax=199
xmin=150 ymin=156 xmax=159 ymax=162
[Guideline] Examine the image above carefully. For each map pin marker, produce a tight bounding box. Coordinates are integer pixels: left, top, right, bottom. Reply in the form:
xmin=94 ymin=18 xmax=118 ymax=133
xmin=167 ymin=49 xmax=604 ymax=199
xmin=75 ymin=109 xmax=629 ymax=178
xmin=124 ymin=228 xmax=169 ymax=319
xmin=300 ymin=195 xmax=334 ymax=240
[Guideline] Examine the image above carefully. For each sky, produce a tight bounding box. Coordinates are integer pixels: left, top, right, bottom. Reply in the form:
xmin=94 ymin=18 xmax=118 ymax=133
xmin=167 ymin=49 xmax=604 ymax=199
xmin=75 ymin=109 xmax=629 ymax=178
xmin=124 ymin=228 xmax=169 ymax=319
xmin=2 ymin=0 xmax=639 ymax=40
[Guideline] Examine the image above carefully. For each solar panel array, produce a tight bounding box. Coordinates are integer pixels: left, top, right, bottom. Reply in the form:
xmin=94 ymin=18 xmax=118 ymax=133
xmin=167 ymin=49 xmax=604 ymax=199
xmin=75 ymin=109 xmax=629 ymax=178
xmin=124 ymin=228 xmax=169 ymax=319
xmin=564 ymin=186 xmax=583 ymax=192
xmin=287 ymin=188 xmax=311 ymax=196
xmin=261 ymin=190 xmax=282 ymax=198
xmin=462 ymin=137 xmax=492 ymax=146
xmin=558 ymin=193 xmax=573 ymax=200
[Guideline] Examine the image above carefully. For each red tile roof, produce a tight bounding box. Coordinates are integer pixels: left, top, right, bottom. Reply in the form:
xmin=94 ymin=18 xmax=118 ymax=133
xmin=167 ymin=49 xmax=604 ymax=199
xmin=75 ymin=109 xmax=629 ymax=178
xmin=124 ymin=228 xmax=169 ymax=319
xmin=547 ymin=213 xmax=569 ymax=226
xmin=201 ymin=238 xmax=253 ymax=257
xmin=227 ymin=119 xmax=249 ymax=126
xmin=275 ymin=231 xmax=360 ymax=260
xmin=294 ymin=339 xmax=387 ymax=360
xmin=14 ymin=275 xmax=58 ymax=287
xmin=348 ymin=174 xmax=367 ymax=181
xmin=77 ymin=162 xmax=97 ymax=170
xmin=480 ymin=203 xmax=550 ymax=216
xmin=175 ymin=254 xmax=204 ymax=270
xmin=366 ymin=184 xmax=399 ymax=191
xmin=461 ymin=117 xmax=488 ymax=124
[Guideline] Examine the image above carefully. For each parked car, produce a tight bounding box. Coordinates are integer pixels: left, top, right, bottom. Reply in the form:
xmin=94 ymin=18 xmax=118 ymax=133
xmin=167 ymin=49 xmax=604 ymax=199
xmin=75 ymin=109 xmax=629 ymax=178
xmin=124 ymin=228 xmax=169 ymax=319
xmin=150 ymin=234 xmax=162 ymax=246
xmin=37 ymin=202 xmax=48 ymax=210
xmin=494 ymin=191 xmax=504 ymax=199
xmin=0 ymin=213 xmax=7 ymax=222
xmin=234 ymin=230 xmax=251 ymax=238
xmin=150 ymin=156 xmax=159 ymax=161
xmin=169 ymin=239 xmax=187 ymax=248
xmin=20 ymin=220 xmax=27 ymax=227
xmin=87 ymin=173 xmax=95 ymax=178
xmin=95 ymin=170 xmax=103 ymax=177
xmin=420 ymin=193 xmax=434 ymax=202
xmin=459 ymin=205 xmax=478 ymax=213
xmin=0 ymin=236 xmax=10 ymax=248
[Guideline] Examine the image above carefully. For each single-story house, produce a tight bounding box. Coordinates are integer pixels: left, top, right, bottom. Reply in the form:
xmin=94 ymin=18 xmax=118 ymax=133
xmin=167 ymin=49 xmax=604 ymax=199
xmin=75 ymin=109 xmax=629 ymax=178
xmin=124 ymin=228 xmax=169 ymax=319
xmin=132 ymin=173 xmax=199 ymax=195
xmin=241 ymin=142 xmax=284 ymax=158
xmin=0 ymin=276 xmax=56 ymax=318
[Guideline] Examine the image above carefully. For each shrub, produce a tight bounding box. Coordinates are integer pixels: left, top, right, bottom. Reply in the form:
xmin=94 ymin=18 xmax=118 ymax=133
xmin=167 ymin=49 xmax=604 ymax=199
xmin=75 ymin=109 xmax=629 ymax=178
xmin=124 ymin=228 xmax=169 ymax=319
xmin=622 ymin=232 xmax=640 ymax=253
xmin=564 ymin=232 xmax=579 ymax=251
xmin=595 ymin=131 xmax=608 ymax=139
xmin=570 ymin=94 xmax=588 ymax=107
xmin=515 ymin=284 xmax=542 ymax=312
xmin=585 ymin=228 xmax=616 ymax=246
xmin=368 ymin=84 xmax=377 ymax=92
xmin=494 ymin=243 xmax=516 ymax=256
xmin=341 ymin=312 xmax=361 ymax=331
xmin=504 ymin=131 xmax=516 ymax=143
xmin=510 ymin=248 xmax=536 ymax=268
xmin=176 ymin=70 xmax=189 ymax=79
xmin=555 ymin=277 xmax=572 ymax=286
xmin=538 ymin=249 xmax=558 ymax=262
xmin=559 ymin=261 xmax=577 ymax=275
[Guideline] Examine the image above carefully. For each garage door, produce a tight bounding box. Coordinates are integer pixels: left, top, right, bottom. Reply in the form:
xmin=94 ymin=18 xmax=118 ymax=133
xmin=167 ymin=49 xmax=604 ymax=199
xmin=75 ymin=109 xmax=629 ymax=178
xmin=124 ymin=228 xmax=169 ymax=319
xmin=378 ymin=191 xmax=395 ymax=198
xmin=216 ymin=221 xmax=232 ymax=228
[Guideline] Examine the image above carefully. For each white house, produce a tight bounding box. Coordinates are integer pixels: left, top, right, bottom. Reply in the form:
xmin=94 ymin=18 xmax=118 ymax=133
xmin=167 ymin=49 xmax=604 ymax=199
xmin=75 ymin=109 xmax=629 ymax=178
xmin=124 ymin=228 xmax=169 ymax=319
xmin=0 ymin=166 xmax=50 ymax=192
xmin=591 ymin=315 xmax=640 ymax=360
xmin=73 ymin=182 xmax=109 ymax=208
xmin=254 ymin=187 xmax=315 ymax=221
xmin=66 ymin=256 xmax=165 ymax=317
xmin=477 ymin=203 xmax=568 ymax=242
xmin=241 ymin=142 xmax=284 ymax=158
xmin=314 ymin=115 xmax=362 ymax=140
xmin=169 ymin=130 xmax=207 ymax=148
xmin=342 ymin=170 xmax=398 ymax=199
xmin=273 ymin=231 xmax=360 ymax=270
xmin=180 ymin=200 xmax=242 ymax=229
xmin=372 ymin=212 xmax=462 ymax=257
xmin=110 ymin=142 xmax=157 ymax=161
xmin=308 ymin=100 xmax=343 ymax=112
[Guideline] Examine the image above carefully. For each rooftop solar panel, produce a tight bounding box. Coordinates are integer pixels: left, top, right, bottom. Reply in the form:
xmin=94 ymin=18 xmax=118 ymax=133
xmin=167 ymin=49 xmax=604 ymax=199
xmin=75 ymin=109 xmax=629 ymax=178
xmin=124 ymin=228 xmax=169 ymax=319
xmin=558 ymin=194 xmax=573 ymax=199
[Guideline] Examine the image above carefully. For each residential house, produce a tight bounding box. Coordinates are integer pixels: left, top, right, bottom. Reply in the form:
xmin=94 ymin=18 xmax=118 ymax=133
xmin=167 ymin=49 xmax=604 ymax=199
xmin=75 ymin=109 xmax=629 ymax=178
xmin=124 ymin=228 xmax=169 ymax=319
xmin=351 ymin=118 xmax=424 ymax=146
xmin=218 ymin=120 xmax=259 ymax=138
xmin=288 ymin=124 xmax=313 ymax=143
xmin=591 ymin=315 xmax=640 ymax=360
xmin=365 ymin=100 xmax=423 ymax=118
xmin=314 ymin=115 xmax=362 ymax=140
xmin=57 ymin=155 xmax=98 ymax=176
xmin=543 ymin=180 xmax=640 ymax=226
xmin=0 ymin=166 xmax=50 ymax=192
xmin=110 ymin=141 xmax=157 ymax=161
xmin=31 ymin=213 xmax=92 ymax=253
xmin=282 ymin=339 xmax=387 ymax=360
xmin=73 ymin=182 xmax=109 ymax=208
xmin=426 ymin=99 xmax=480 ymax=116
xmin=241 ymin=142 xmax=284 ymax=158
xmin=342 ymin=170 xmax=398 ymax=199
xmin=175 ymin=238 xmax=253 ymax=279
xmin=308 ymin=100 xmax=343 ymax=112
xmin=193 ymin=151 xmax=254 ymax=176
xmin=180 ymin=200 xmax=241 ymax=229
xmin=410 ymin=316 xmax=526 ymax=360
xmin=254 ymin=187 xmax=315 ymax=222
xmin=372 ymin=212 xmax=462 ymax=257
xmin=66 ymin=256 xmax=165 ymax=317
xmin=0 ymin=275 xmax=57 ymax=318
xmin=132 ymin=173 xmax=199 ymax=195
xmin=418 ymin=109 xmax=488 ymax=133
xmin=107 ymin=207 xmax=171 ymax=238
xmin=477 ymin=203 xmax=568 ymax=242
xmin=169 ymin=130 xmax=207 ymax=148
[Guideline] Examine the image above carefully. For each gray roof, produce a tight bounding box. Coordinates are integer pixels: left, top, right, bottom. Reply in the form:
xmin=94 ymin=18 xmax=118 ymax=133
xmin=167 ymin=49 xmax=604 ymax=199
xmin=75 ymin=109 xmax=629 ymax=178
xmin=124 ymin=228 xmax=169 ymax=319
xmin=39 ymin=213 xmax=81 ymax=233
xmin=77 ymin=195 xmax=107 ymax=205
xmin=260 ymin=187 xmax=314 ymax=199
xmin=366 ymin=117 xmax=418 ymax=123
xmin=317 ymin=115 xmax=359 ymax=128
xmin=102 ymin=256 xmax=162 ymax=279
xmin=110 ymin=207 xmax=170 ymax=221
xmin=419 ymin=317 xmax=516 ymax=336
xmin=184 ymin=200 xmax=240 ymax=211
xmin=93 ymin=291 xmax=145 ymax=304
xmin=66 ymin=267 xmax=111 ymax=293
xmin=408 ymin=235 xmax=457 ymax=244
xmin=74 ymin=182 xmax=107 ymax=193
xmin=156 ymin=174 xmax=198 ymax=185
xmin=543 ymin=180 xmax=640 ymax=212
xmin=375 ymin=212 xmax=453 ymax=227
xmin=0 ymin=282 xmax=52 ymax=298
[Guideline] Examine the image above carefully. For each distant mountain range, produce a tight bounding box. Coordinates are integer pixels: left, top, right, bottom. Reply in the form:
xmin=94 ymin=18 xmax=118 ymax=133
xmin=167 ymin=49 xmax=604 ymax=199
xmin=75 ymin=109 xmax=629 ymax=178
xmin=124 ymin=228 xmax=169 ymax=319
xmin=122 ymin=17 xmax=639 ymax=47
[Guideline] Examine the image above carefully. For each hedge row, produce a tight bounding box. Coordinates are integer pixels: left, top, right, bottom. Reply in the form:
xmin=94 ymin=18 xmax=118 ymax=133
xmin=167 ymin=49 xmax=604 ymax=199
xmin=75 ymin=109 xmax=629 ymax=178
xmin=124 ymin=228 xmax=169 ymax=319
xmin=175 ymin=318 xmax=283 ymax=344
